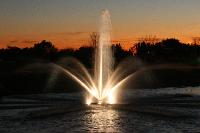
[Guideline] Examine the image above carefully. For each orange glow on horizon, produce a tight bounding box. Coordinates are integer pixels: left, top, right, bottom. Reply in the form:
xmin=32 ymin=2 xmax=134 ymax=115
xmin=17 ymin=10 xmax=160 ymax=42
xmin=0 ymin=33 xmax=196 ymax=50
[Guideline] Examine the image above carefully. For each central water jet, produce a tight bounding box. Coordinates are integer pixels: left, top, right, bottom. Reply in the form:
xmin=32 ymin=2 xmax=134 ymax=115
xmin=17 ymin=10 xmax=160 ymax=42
xmin=53 ymin=9 xmax=136 ymax=105
xmin=94 ymin=9 xmax=113 ymax=103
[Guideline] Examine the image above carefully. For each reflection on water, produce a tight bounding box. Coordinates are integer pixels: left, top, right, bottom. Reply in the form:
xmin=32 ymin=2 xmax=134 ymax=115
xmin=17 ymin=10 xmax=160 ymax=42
xmin=83 ymin=106 xmax=120 ymax=132
xmin=1 ymin=87 xmax=200 ymax=132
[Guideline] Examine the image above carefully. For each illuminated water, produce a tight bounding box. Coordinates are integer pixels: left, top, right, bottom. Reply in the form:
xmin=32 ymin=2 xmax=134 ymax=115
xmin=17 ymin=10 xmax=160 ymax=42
xmin=94 ymin=9 xmax=113 ymax=103
xmin=51 ymin=9 xmax=137 ymax=104
xmin=4 ymin=9 xmax=199 ymax=132
xmin=1 ymin=87 xmax=200 ymax=132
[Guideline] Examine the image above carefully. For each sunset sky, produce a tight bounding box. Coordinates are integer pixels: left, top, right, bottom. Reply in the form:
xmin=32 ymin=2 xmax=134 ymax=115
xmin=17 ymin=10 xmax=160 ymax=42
xmin=1 ymin=0 xmax=200 ymax=49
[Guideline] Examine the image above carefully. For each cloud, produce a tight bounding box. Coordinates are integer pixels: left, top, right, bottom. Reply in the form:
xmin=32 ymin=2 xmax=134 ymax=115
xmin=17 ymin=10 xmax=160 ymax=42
xmin=66 ymin=32 xmax=90 ymax=35
xmin=9 ymin=40 xmax=18 ymax=43
xmin=48 ymin=31 xmax=91 ymax=36
xmin=21 ymin=40 xmax=38 ymax=44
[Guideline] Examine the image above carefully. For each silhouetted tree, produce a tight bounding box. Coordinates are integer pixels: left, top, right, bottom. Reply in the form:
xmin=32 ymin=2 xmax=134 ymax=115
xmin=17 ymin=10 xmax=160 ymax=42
xmin=90 ymin=32 xmax=99 ymax=48
xmin=1 ymin=37 xmax=200 ymax=95
xmin=112 ymin=43 xmax=132 ymax=65
xmin=192 ymin=37 xmax=200 ymax=45
xmin=32 ymin=40 xmax=58 ymax=60
xmin=75 ymin=46 xmax=94 ymax=68
xmin=138 ymin=35 xmax=160 ymax=45
xmin=133 ymin=38 xmax=200 ymax=64
xmin=57 ymin=48 xmax=75 ymax=58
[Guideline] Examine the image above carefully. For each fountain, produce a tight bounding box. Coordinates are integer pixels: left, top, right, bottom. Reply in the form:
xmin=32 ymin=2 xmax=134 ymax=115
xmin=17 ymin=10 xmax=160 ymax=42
xmin=94 ymin=9 xmax=113 ymax=104
xmin=52 ymin=9 xmax=137 ymax=104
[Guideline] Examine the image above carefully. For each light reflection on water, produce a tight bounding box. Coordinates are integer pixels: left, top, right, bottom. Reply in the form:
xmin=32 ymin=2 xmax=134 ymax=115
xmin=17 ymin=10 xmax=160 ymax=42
xmin=83 ymin=106 xmax=120 ymax=132
xmin=1 ymin=87 xmax=200 ymax=132
xmin=66 ymin=105 xmax=200 ymax=132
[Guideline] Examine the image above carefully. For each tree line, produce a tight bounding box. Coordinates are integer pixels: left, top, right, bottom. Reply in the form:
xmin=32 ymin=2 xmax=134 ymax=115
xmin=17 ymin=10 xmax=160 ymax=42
xmin=0 ymin=37 xmax=200 ymax=66
xmin=0 ymin=40 xmax=132 ymax=67
xmin=132 ymin=38 xmax=200 ymax=64
xmin=1 ymin=37 xmax=200 ymax=96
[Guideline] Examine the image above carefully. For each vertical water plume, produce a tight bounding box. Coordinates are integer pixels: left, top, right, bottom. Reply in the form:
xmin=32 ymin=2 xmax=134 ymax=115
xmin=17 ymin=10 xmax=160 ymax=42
xmin=48 ymin=9 xmax=136 ymax=104
xmin=95 ymin=9 xmax=113 ymax=101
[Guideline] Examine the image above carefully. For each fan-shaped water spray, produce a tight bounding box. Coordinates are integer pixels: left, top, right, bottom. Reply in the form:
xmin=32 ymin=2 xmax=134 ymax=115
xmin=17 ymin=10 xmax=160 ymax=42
xmin=52 ymin=9 xmax=138 ymax=104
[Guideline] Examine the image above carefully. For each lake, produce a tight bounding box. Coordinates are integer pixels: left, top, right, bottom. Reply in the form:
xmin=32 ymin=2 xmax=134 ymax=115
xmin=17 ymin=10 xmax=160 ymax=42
xmin=0 ymin=87 xmax=200 ymax=132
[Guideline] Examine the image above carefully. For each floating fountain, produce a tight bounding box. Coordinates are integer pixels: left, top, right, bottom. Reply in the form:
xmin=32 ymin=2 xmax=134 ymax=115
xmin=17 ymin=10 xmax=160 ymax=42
xmin=53 ymin=9 xmax=137 ymax=105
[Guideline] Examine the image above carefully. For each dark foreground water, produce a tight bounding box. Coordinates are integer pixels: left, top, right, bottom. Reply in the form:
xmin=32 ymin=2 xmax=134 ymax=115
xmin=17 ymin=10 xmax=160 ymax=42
xmin=1 ymin=87 xmax=200 ymax=132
